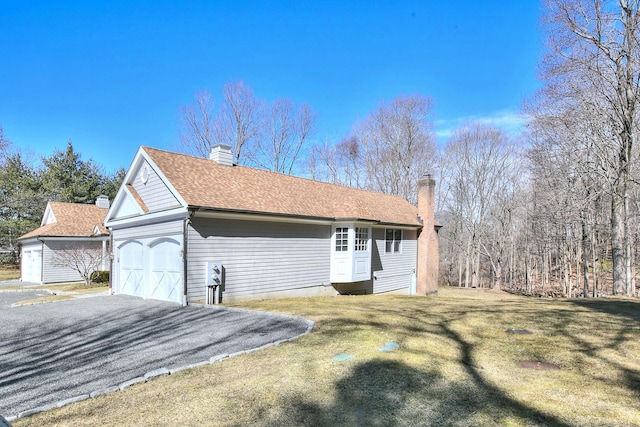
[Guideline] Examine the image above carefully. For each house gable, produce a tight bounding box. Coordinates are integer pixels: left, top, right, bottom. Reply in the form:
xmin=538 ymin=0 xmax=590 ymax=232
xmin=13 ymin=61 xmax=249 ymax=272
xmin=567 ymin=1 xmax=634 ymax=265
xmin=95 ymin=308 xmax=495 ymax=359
xmin=41 ymin=203 xmax=56 ymax=226
xmin=105 ymin=148 xmax=188 ymax=226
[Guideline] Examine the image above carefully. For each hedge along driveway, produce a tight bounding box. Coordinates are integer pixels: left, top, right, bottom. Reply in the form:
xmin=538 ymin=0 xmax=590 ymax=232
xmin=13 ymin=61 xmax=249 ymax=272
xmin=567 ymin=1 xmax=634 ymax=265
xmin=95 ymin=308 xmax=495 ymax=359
xmin=0 ymin=292 xmax=312 ymax=419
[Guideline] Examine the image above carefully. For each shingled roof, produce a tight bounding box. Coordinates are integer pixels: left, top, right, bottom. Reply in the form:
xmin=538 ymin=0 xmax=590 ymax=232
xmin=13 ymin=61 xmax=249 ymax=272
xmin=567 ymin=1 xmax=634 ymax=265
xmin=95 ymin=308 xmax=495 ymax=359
xmin=19 ymin=202 xmax=109 ymax=240
xmin=143 ymin=147 xmax=422 ymax=227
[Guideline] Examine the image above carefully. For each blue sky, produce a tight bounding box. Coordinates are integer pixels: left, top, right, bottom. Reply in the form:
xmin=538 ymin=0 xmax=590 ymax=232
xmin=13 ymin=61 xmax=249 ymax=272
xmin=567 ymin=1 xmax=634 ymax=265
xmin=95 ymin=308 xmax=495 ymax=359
xmin=0 ymin=1 xmax=542 ymax=173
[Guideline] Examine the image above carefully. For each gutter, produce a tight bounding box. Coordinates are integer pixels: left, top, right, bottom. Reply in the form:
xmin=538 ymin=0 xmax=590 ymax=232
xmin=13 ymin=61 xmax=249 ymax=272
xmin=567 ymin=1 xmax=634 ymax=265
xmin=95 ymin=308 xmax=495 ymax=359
xmin=190 ymin=207 xmax=422 ymax=228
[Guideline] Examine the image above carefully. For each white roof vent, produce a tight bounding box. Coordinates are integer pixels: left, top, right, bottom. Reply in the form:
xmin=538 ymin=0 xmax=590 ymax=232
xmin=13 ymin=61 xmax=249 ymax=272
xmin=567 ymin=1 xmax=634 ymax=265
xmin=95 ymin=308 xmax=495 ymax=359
xmin=210 ymin=144 xmax=233 ymax=166
xmin=96 ymin=195 xmax=110 ymax=209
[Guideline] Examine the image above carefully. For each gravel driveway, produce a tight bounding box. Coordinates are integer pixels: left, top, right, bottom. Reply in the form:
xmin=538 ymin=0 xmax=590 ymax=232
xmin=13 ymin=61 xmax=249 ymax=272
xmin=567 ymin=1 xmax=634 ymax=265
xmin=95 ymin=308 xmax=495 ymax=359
xmin=0 ymin=291 xmax=312 ymax=420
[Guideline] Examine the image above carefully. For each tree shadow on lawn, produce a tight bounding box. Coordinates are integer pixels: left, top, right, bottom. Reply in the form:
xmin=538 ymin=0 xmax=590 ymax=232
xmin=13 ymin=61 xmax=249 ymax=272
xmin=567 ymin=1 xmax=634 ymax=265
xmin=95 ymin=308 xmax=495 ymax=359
xmin=564 ymin=298 xmax=640 ymax=396
xmin=567 ymin=298 xmax=640 ymax=325
xmin=260 ymin=303 xmax=574 ymax=426
xmin=263 ymin=358 xmax=571 ymax=427
xmin=265 ymin=295 xmax=640 ymax=426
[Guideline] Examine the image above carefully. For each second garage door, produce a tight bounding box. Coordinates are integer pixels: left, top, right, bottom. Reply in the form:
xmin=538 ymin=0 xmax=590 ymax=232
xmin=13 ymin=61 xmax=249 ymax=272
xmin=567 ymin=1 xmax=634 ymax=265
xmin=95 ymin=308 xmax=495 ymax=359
xmin=149 ymin=238 xmax=183 ymax=304
xmin=117 ymin=237 xmax=183 ymax=304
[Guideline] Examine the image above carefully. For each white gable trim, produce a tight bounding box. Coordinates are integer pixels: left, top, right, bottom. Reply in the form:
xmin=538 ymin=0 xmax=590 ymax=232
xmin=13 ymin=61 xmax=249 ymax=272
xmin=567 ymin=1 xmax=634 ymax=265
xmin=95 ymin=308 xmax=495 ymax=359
xmin=105 ymin=147 xmax=188 ymax=226
xmin=106 ymin=207 xmax=188 ymax=229
xmin=41 ymin=203 xmax=56 ymax=226
xmin=106 ymin=185 xmax=146 ymax=224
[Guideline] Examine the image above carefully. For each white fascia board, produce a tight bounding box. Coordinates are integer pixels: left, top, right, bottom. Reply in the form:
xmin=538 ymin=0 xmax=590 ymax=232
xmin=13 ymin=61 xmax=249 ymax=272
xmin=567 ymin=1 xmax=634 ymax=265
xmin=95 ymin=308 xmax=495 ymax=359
xmin=19 ymin=238 xmax=42 ymax=248
xmin=106 ymin=207 xmax=188 ymax=229
xmin=38 ymin=236 xmax=110 ymax=242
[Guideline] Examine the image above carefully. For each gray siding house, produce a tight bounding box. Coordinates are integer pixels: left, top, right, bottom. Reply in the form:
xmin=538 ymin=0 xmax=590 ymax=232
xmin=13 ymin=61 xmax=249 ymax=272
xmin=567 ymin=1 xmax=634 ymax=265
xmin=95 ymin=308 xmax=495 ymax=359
xmin=18 ymin=198 xmax=110 ymax=284
xmin=104 ymin=145 xmax=439 ymax=305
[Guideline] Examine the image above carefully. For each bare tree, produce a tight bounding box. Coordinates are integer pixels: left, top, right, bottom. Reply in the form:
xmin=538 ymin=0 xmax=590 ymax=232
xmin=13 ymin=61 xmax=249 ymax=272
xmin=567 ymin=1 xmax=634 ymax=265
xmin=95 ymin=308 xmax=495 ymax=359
xmin=52 ymin=243 xmax=108 ymax=286
xmin=526 ymin=85 xmax=616 ymax=297
xmin=179 ymin=90 xmax=216 ymax=158
xmin=248 ymin=98 xmax=316 ymax=174
xmin=440 ymin=123 xmax=521 ymax=290
xmin=214 ymin=80 xmax=262 ymax=165
xmin=355 ymin=94 xmax=436 ymax=205
xmin=309 ymin=135 xmax=364 ymax=187
xmin=542 ymin=0 xmax=640 ymax=295
xmin=179 ymin=81 xmax=261 ymax=165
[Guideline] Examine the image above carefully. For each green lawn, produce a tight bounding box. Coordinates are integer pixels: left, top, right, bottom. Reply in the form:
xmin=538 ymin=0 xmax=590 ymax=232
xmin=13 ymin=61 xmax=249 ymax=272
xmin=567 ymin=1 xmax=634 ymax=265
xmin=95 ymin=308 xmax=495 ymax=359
xmin=13 ymin=287 xmax=640 ymax=426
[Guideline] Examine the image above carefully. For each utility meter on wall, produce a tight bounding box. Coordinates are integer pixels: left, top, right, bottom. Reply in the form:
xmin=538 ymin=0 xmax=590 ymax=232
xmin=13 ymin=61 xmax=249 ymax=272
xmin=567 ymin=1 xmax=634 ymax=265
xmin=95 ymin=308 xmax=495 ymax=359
xmin=206 ymin=261 xmax=224 ymax=286
xmin=206 ymin=261 xmax=224 ymax=304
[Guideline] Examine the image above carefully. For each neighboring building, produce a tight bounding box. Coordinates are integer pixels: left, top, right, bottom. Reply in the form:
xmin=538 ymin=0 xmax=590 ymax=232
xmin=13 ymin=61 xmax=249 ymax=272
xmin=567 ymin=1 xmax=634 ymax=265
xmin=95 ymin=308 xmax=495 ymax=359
xmin=104 ymin=145 xmax=440 ymax=305
xmin=18 ymin=197 xmax=110 ymax=284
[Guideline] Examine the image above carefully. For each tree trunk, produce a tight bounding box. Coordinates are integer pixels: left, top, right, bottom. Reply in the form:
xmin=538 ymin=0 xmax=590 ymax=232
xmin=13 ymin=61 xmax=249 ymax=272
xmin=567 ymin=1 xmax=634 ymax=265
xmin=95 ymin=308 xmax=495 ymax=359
xmin=582 ymin=218 xmax=590 ymax=297
xmin=592 ymin=229 xmax=598 ymax=298
xmin=612 ymin=186 xmax=626 ymax=295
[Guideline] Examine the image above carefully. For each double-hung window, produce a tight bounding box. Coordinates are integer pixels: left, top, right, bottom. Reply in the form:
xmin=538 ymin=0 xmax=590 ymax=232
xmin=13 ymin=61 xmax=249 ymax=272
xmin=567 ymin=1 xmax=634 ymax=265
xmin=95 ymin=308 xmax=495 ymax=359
xmin=354 ymin=227 xmax=369 ymax=251
xmin=385 ymin=229 xmax=402 ymax=253
xmin=335 ymin=227 xmax=349 ymax=252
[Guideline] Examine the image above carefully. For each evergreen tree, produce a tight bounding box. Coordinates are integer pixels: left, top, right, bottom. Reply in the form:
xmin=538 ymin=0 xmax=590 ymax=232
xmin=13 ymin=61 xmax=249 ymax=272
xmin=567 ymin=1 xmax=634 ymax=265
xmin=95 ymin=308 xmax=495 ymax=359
xmin=40 ymin=141 xmax=104 ymax=204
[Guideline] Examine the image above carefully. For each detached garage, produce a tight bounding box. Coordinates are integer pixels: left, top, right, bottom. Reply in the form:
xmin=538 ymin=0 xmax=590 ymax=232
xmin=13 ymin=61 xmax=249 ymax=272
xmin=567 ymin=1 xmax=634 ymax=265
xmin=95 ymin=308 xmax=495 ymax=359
xmin=18 ymin=198 xmax=111 ymax=284
xmin=104 ymin=145 xmax=440 ymax=305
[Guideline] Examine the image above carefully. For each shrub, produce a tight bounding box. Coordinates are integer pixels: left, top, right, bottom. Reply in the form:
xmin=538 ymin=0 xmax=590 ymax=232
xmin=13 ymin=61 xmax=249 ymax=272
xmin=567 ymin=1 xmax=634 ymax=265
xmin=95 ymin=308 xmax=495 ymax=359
xmin=90 ymin=270 xmax=110 ymax=284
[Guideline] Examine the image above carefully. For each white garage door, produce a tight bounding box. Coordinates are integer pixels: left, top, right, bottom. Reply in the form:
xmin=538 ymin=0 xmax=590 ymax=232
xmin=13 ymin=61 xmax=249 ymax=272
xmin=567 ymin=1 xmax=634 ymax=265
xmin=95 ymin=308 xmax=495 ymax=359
xmin=118 ymin=241 xmax=144 ymax=298
xmin=22 ymin=249 xmax=42 ymax=283
xmin=148 ymin=238 xmax=183 ymax=304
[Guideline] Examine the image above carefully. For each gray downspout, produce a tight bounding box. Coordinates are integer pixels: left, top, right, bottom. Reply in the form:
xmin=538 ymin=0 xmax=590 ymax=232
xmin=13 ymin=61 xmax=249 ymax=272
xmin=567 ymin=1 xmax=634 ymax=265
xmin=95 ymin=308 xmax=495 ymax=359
xmin=109 ymin=232 xmax=114 ymax=294
xmin=182 ymin=212 xmax=193 ymax=307
xmin=37 ymin=237 xmax=44 ymax=284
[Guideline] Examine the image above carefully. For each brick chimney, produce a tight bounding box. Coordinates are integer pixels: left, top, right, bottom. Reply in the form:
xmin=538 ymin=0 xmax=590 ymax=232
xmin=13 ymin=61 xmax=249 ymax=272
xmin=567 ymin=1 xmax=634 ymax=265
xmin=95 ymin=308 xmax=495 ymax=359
xmin=417 ymin=173 xmax=439 ymax=295
xmin=210 ymin=144 xmax=233 ymax=166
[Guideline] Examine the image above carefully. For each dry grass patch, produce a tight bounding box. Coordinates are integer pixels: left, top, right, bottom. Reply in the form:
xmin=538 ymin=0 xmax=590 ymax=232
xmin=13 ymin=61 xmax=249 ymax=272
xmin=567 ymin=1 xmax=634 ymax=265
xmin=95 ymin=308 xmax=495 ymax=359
xmin=0 ymin=267 xmax=19 ymax=281
xmin=43 ymin=283 xmax=108 ymax=292
xmin=14 ymin=287 xmax=640 ymax=426
xmin=7 ymin=283 xmax=108 ymax=306
xmin=11 ymin=294 xmax=75 ymax=306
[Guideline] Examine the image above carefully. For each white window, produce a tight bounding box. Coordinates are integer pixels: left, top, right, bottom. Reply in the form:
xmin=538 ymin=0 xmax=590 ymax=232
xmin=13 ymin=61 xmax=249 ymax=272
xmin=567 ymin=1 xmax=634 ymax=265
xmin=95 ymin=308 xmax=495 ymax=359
xmin=355 ymin=227 xmax=369 ymax=251
xmin=335 ymin=227 xmax=349 ymax=252
xmin=385 ymin=229 xmax=402 ymax=253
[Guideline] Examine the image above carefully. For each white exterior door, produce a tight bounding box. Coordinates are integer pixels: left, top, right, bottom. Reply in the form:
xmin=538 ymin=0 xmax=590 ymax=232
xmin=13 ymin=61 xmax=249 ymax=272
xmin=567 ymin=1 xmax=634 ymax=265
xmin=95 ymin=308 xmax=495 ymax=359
xmin=148 ymin=238 xmax=182 ymax=304
xmin=118 ymin=241 xmax=144 ymax=298
xmin=352 ymin=226 xmax=371 ymax=282
xmin=22 ymin=248 xmax=42 ymax=283
xmin=330 ymin=224 xmax=372 ymax=283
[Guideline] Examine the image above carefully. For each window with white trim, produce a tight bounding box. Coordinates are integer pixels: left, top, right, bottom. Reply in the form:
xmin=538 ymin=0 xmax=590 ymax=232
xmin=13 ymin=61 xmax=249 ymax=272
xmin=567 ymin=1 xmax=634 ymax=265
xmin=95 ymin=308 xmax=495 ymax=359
xmin=335 ymin=227 xmax=349 ymax=251
xmin=385 ymin=228 xmax=402 ymax=253
xmin=354 ymin=227 xmax=369 ymax=251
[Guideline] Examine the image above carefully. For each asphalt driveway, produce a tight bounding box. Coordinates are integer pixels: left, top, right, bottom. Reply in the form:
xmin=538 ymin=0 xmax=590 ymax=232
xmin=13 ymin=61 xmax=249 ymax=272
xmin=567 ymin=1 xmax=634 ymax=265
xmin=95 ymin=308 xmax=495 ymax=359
xmin=0 ymin=291 xmax=312 ymax=419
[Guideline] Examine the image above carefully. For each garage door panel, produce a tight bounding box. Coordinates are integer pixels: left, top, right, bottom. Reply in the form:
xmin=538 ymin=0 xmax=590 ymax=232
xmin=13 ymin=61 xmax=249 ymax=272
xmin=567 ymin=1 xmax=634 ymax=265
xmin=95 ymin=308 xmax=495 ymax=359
xmin=149 ymin=239 xmax=182 ymax=304
xmin=119 ymin=241 xmax=144 ymax=297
